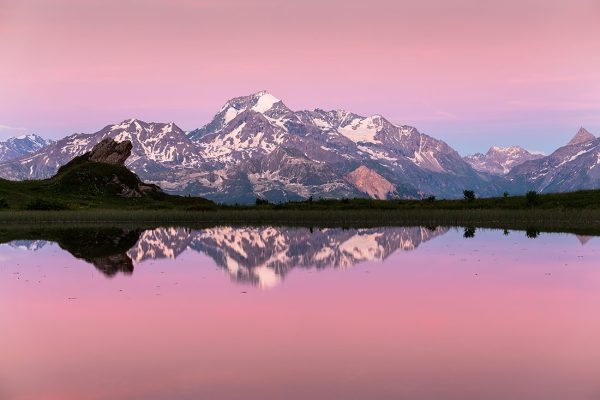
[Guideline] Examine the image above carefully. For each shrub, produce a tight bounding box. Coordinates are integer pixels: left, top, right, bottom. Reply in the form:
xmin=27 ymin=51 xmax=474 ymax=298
xmin=503 ymin=192 xmax=509 ymax=198
xmin=463 ymin=226 xmax=476 ymax=238
xmin=463 ymin=190 xmax=475 ymax=202
xmin=24 ymin=198 xmax=68 ymax=211
xmin=255 ymin=197 xmax=270 ymax=206
xmin=425 ymin=195 xmax=436 ymax=202
xmin=0 ymin=198 xmax=8 ymax=209
xmin=526 ymin=191 xmax=539 ymax=207
xmin=526 ymin=227 xmax=540 ymax=238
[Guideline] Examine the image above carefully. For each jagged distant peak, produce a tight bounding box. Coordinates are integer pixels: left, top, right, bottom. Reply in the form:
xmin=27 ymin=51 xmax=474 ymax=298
xmin=0 ymin=132 xmax=54 ymax=162
xmin=485 ymin=145 xmax=545 ymax=157
xmin=487 ymin=145 xmax=528 ymax=155
xmin=115 ymin=118 xmax=162 ymax=126
xmin=305 ymin=108 xmax=361 ymax=127
xmin=464 ymin=143 xmax=544 ymax=175
xmin=312 ymin=109 xmax=387 ymax=125
xmin=329 ymin=109 xmax=360 ymax=120
xmin=109 ymin=118 xmax=145 ymax=130
xmin=254 ymin=89 xmax=278 ymax=99
xmin=205 ymin=90 xmax=290 ymax=130
xmin=567 ymin=127 xmax=595 ymax=146
xmin=4 ymin=132 xmax=51 ymax=144
xmin=11 ymin=133 xmax=40 ymax=141
xmin=221 ymin=90 xmax=282 ymax=112
xmin=107 ymin=118 xmax=182 ymax=134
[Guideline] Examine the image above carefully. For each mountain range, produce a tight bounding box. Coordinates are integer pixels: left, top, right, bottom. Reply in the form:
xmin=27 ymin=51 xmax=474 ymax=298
xmin=0 ymin=92 xmax=596 ymax=203
xmin=0 ymin=134 xmax=53 ymax=163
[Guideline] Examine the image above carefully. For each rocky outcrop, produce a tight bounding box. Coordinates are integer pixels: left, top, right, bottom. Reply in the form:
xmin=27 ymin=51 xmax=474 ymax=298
xmin=53 ymin=138 xmax=163 ymax=198
xmin=89 ymin=138 xmax=132 ymax=165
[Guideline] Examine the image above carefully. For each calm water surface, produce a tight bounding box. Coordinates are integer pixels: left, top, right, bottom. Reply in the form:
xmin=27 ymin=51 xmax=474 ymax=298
xmin=1 ymin=226 xmax=600 ymax=400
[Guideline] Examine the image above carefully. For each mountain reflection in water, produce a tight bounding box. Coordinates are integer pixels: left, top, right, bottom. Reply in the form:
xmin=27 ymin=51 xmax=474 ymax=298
xmin=3 ymin=225 xmax=600 ymax=400
xmin=3 ymin=226 xmax=449 ymax=287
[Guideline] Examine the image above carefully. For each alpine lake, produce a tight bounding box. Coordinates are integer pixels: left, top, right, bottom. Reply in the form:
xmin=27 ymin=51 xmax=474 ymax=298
xmin=1 ymin=223 xmax=600 ymax=400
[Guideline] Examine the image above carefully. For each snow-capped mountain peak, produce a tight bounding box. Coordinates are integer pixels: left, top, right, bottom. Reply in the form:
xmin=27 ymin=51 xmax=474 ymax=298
xmin=464 ymin=145 xmax=544 ymax=175
xmin=251 ymin=91 xmax=280 ymax=112
xmin=0 ymin=133 xmax=53 ymax=163
xmin=188 ymin=91 xmax=293 ymax=141
xmin=220 ymin=90 xmax=282 ymax=118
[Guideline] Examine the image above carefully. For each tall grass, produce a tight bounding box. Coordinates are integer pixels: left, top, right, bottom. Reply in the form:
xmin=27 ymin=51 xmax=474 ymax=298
xmin=0 ymin=209 xmax=599 ymax=235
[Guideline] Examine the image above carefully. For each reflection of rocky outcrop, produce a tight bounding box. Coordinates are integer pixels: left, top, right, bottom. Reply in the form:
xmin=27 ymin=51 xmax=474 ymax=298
xmin=58 ymin=228 xmax=141 ymax=277
xmin=2 ymin=227 xmax=141 ymax=277
xmin=91 ymin=253 xmax=134 ymax=276
xmin=130 ymin=226 xmax=448 ymax=288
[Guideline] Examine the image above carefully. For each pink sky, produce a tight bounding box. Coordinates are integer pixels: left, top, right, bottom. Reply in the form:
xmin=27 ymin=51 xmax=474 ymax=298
xmin=1 ymin=0 xmax=599 ymax=153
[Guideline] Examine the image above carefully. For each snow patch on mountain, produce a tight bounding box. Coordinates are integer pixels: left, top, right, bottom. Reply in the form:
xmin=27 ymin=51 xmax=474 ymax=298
xmin=252 ymin=91 xmax=280 ymax=113
xmin=338 ymin=115 xmax=383 ymax=143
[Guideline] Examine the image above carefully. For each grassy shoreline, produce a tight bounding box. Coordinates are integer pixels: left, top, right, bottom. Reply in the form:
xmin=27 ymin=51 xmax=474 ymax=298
xmin=1 ymin=209 xmax=599 ymax=235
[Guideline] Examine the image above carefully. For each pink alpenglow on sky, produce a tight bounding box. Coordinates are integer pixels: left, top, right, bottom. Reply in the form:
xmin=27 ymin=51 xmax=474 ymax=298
xmin=0 ymin=0 xmax=599 ymax=153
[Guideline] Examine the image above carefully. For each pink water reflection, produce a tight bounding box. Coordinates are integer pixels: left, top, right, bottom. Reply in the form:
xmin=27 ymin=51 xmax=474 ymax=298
xmin=1 ymin=228 xmax=600 ymax=400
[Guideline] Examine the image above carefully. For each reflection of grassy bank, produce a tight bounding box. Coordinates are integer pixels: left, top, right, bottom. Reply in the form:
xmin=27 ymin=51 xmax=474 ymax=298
xmin=0 ymin=209 xmax=600 ymax=236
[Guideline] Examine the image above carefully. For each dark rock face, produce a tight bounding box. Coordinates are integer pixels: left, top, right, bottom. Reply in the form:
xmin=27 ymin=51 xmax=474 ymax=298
xmin=89 ymin=138 xmax=132 ymax=165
